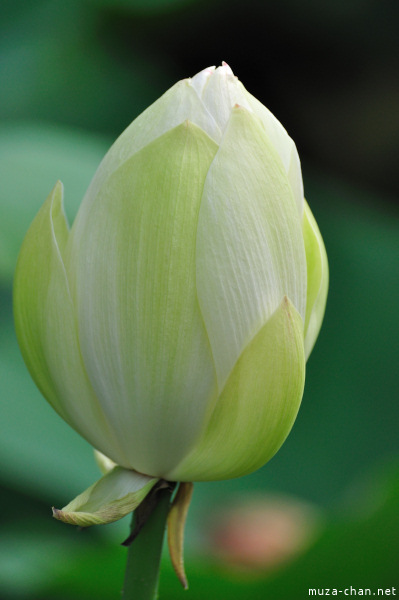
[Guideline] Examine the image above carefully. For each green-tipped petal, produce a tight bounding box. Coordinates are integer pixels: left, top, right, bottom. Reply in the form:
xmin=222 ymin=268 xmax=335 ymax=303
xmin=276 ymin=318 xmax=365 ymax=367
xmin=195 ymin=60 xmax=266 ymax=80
xmin=167 ymin=297 xmax=305 ymax=482
xmin=67 ymin=122 xmax=219 ymax=477
xmin=13 ymin=182 xmax=125 ymax=463
xmin=52 ymin=467 xmax=158 ymax=526
xmin=303 ymin=200 xmax=329 ymax=359
xmin=196 ymin=106 xmax=306 ymax=391
xmin=83 ymin=80 xmax=221 ymax=212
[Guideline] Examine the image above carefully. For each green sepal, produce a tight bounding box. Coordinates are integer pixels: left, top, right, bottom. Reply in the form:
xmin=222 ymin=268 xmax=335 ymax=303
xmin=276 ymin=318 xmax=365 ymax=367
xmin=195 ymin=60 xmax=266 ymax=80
xmin=52 ymin=467 xmax=158 ymax=527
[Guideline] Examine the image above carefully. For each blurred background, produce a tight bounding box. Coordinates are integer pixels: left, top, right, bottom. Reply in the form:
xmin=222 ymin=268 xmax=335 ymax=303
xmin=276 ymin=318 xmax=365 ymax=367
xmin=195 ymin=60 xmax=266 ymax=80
xmin=1 ymin=0 xmax=398 ymax=598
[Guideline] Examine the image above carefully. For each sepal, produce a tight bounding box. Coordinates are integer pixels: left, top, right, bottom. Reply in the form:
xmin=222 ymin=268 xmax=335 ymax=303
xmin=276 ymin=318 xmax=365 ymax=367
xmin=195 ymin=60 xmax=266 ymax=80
xmin=52 ymin=467 xmax=158 ymax=527
xmin=167 ymin=482 xmax=194 ymax=589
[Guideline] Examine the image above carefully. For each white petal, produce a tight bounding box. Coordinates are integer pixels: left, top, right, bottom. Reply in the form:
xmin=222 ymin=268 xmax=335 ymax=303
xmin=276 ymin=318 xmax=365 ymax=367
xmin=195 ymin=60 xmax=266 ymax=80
xmin=196 ymin=106 xmax=306 ymax=390
xmin=67 ymin=122 xmax=219 ymax=477
xmin=199 ymin=66 xmax=251 ymax=134
xmin=189 ymin=65 xmax=215 ymax=96
xmin=242 ymin=87 xmax=304 ymax=217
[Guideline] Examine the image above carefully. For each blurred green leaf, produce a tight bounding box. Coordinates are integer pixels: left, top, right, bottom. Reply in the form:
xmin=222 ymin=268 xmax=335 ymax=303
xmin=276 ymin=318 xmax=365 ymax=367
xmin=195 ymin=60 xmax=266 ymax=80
xmin=0 ymin=122 xmax=109 ymax=284
xmin=0 ymin=288 xmax=102 ymax=500
xmin=0 ymin=0 xmax=170 ymax=133
xmin=0 ymin=484 xmax=125 ymax=600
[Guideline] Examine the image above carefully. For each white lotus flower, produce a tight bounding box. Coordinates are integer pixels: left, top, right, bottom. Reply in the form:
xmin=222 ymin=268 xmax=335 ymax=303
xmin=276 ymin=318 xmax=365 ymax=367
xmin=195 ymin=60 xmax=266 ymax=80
xmin=14 ymin=63 xmax=328 ymax=526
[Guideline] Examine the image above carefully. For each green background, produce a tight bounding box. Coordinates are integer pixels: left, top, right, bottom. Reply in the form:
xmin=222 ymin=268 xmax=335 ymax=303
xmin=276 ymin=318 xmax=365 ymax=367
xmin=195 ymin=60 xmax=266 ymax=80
xmin=1 ymin=0 xmax=398 ymax=598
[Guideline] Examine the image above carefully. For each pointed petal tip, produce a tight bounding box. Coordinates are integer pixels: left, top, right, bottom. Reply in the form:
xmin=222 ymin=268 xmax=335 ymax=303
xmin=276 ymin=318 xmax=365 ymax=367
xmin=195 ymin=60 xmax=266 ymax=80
xmin=281 ymin=295 xmax=304 ymax=328
xmin=54 ymin=179 xmax=64 ymax=191
xmin=282 ymin=294 xmax=291 ymax=311
xmin=189 ymin=65 xmax=215 ymax=84
xmin=219 ymin=61 xmax=233 ymax=75
xmin=50 ymin=180 xmax=65 ymax=211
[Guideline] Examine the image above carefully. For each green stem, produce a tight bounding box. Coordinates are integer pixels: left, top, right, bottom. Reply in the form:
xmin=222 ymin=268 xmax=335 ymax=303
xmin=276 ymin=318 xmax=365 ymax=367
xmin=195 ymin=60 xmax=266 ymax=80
xmin=122 ymin=487 xmax=172 ymax=600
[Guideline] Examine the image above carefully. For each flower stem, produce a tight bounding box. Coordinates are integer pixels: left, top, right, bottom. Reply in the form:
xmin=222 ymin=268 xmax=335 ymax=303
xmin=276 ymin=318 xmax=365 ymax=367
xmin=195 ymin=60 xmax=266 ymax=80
xmin=122 ymin=487 xmax=172 ymax=600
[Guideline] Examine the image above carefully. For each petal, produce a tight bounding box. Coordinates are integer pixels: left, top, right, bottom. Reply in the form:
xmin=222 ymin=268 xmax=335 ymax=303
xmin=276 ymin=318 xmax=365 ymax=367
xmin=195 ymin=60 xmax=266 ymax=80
xmin=196 ymin=105 xmax=307 ymax=391
xmin=94 ymin=449 xmax=117 ymax=475
xmin=167 ymin=297 xmax=305 ymax=482
xmin=189 ymin=63 xmax=234 ymax=99
xmin=242 ymin=87 xmax=304 ymax=217
xmin=52 ymin=467 xmax=158 ymax=526
xmin=67 ymin=122 xmax=219 ymax=477
xmin=198 ymin=65 xmax=251 ymax=134
xmin=82 ymin=80 xmax=221 ymax=214
xmin=303 ymin=200 xmax=329 ymax=359
xmin=191 ymin=64 xmax=303 ymax=216
xmin=13 ymin=182 xmax=126 ymax=462
xmin=189 ymin=65 xmax=216 ymax=96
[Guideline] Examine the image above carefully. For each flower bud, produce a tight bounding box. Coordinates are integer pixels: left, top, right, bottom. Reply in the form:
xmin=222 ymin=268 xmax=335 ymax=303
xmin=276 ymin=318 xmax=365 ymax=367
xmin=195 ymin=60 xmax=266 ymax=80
xmin=206 ymin=495 xmax=323 ymax=572
xmin=14 ymin=64 xmax=328 ymax=496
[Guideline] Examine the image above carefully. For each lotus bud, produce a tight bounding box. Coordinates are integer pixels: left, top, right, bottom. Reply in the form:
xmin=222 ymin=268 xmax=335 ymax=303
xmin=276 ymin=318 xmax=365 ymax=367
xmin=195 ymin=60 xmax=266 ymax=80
xmin=206 ymin=494 xmax=322 ymax=572
xmin=13 ymin=63 xmax=328 ymax=526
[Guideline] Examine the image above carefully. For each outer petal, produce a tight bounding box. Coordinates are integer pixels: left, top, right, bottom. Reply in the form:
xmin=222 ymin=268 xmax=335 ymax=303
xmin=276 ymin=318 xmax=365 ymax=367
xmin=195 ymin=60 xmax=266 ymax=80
xmin=166 ymin=297 xmax=305 ymax=482
xmin=13 ymin=182 xmax=125 ymax=462
xmin=242 ymin=87 xmax=304 ymax=217
xmin=67 ymin=122 xmax=219 ymax=477
xmin=303 ymin=200 xmax=329 ymax=359
xmin=81 ymin=80 xmax=221 ymax=215
xmin=52 ymin=467 xmax=158 ymax=526
xmin=196 ymin=105 xmax=307 ymax=390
